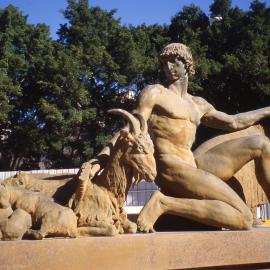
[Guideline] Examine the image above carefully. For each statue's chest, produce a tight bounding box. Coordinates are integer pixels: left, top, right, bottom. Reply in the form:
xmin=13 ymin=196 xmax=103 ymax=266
xmin=156 ymin=93 xmax=200 ymax=125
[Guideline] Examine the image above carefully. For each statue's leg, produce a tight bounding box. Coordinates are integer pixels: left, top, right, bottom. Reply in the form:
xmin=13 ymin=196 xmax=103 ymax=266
xmin=137 ymin=191 xmax=252 ymax=232
xmin=138 ymin=155 xmax=253 ymax=232
xmin=195 ymin=135 xmax=270 ymax=200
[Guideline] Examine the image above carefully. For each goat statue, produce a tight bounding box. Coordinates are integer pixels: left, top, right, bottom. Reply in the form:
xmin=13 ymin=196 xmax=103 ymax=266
xmin=0 ymin=109 xmax=157 ymax=238
xmin=69 ymin=109 xmax=157 ymax=236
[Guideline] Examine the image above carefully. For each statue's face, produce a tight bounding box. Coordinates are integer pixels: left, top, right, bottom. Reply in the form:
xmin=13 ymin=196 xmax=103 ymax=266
xmin=161 ymin=55 xmax=187 ymax=81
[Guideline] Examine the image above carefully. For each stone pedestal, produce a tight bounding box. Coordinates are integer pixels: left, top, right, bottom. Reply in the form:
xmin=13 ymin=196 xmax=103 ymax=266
xmin=1 ymin=228 xmax=270 ymax=269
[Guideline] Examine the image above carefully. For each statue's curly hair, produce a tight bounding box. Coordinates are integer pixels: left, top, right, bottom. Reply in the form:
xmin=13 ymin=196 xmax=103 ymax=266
xmin=159 ymin=43 xmax=195 ymax=77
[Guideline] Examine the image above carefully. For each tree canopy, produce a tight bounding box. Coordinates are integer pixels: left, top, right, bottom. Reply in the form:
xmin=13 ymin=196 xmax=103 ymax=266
xmin=0 ymin=0 xmax=269 ymax=170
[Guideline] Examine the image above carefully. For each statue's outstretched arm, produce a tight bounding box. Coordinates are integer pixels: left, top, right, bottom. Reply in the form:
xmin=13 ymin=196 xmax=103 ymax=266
xmin=202 ymin=106 xmax=270 ymax=131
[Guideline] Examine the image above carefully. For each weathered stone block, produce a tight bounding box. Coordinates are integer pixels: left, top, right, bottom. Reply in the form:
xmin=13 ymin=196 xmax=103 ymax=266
xmin=0 ymin=229 xmax=269 ymax=270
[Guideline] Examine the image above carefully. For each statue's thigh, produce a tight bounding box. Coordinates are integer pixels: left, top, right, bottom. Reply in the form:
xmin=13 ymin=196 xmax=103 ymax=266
xmin=195 ymin=135 xmax=265 ymax=181
xmin=158 ymin=156 xmax=246 ymax=209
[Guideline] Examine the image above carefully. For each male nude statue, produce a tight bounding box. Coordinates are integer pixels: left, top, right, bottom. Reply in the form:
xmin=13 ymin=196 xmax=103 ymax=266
xmin=78 ymin=43 xmax=270 ymax=232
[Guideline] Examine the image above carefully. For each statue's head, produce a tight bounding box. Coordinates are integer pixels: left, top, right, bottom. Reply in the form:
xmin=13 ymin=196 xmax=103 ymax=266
xmin=159 ymin=43 xmax=195 ymax=77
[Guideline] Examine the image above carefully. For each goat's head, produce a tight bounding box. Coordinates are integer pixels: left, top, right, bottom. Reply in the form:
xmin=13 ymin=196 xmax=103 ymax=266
xmin=108 ymin=109 xmax=157 ymax=185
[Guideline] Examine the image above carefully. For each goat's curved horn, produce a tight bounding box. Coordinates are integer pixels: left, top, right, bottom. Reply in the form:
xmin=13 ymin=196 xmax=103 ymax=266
xmin=132 ymin=113 xmax=147 ymax=133
xmin=108 ymin=109 xmax=140 ymax=134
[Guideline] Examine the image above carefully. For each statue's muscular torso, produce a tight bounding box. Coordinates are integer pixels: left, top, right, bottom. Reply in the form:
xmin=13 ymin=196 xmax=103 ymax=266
xmin=135 ymin=84 xmax=213 ymax=167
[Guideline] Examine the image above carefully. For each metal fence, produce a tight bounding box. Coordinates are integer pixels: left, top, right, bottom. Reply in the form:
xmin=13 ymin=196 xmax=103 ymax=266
xmin=127 ymin=181 xmax=158 ymax=206
xmin=0 ymin=169 xmax=79 ymax=179
xmin=257 ymin=204 xmax=270 ymax=220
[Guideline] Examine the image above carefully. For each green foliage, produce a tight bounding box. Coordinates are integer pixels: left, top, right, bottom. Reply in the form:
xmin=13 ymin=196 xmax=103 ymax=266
xmin=169 ymin=4 xmax=210 ymax=93
xmin=210 ymin=0 xmax=232 ymax=18
xmin=0 ymin=0 xmax=270 ymax=169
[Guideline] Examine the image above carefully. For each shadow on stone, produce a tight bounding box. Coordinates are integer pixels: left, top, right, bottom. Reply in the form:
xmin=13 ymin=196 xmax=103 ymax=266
xmin=154 ymin=214 xmax=221 ymax=231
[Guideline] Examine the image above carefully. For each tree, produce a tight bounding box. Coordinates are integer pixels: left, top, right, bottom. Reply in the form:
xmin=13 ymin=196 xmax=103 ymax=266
xmin=202 ymin=1 xmax=270 ymax=113
xmin=0 ymin=4 xmax=93 ymax=169
xmin=210 ymin=0 xmax=232 ymax=18
xmin=0 ymin=0 xmax=270 ymax=170
xmin=57 ymin=0 xmax=170 ymax=163
xmin=0 ymin=5 xmax=47 ymax=169
xmin=169 ymin=5 xmax=210 ymax=94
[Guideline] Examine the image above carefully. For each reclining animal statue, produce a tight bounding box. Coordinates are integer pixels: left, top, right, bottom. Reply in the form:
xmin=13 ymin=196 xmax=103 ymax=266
xmin=0 ymin=207 xmax=31 ymax=240
xmin=0 ymin=184 xmax=77 ymax=239
xmin=0 ymin=109 xmax=156 ymax=239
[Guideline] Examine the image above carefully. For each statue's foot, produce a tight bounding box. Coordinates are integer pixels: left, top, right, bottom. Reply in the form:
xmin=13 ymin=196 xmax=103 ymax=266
xmin=123 ymin=219 xmax=137 ymax=234
xmin=106 ymin=225 xmax=118 ymax=236
xmin=137 ymin=191 xmax=164 ymax=233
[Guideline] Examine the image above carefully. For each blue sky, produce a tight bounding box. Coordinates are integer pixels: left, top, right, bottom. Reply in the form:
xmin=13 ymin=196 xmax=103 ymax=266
xmin=0 ymin=0 xmax=257 ymax=39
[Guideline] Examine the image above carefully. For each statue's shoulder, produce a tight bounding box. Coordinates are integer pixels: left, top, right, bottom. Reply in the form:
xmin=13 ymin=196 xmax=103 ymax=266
xmin=191 ymin=95 xmax=206 ymax=104
xmin=140 ymin=83 xmax=165 ymax=97
xmin=190 ymin=95 xmax=214 ymax=113
xmin=136 ymin=84 xmax=165 ymax=108
xmin=143 ymin=83 xmax=165 ymax=93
